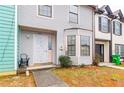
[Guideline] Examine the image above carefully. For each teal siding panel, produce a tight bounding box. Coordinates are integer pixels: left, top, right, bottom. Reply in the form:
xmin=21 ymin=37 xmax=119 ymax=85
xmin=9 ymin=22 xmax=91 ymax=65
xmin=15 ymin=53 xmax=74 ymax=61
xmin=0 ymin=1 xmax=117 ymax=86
xmin=0 ymin=13 xmax=15 ymax=19
xmin=0 ymin=21 xmax=15 ymax=26
xmin=0 ymin=39 xmax=14 ymax=42
xmin=0 ymin=69 xmax=14 ymax=72
xmin=0 ymin=62 xmax=14 ymax=65
xmin=0 ymin=28 xmax=15 ymax=32
xmin=0 ymin=17 xmax=15 ymax=22
xmin=0 ymin=5 xmax=15 ymax=8
xmin=0 ymin=5 xmax=15 ymax=72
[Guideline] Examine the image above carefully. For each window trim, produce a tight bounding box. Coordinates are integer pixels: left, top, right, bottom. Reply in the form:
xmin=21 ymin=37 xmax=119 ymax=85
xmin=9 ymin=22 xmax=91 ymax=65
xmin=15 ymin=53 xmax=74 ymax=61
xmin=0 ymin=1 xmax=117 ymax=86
xmin=99 ymin=16 xmax=110 ymax=33
xmin=69 ymin=5 xmax=78 ymax=24
xmin=37 ymin=5 xmax=53 ymax=18
xmin=113 ymin=21 xmax=122 ymax=36
xmin=80 ymin=35 xmax=90 ymax=56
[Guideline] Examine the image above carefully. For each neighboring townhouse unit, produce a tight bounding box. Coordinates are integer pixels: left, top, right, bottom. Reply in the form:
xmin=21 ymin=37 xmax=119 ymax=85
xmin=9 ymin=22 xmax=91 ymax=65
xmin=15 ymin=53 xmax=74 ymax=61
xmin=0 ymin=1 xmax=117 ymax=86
xmin=95 ymin=5 xmax=124 ymax=63
xmin=0 ymin=5 xmax=17 ymax=76
xmin=18 ymin=5 xmax=95 ymax=66
xmin=112 ymin=10 xmax=124 ymax=60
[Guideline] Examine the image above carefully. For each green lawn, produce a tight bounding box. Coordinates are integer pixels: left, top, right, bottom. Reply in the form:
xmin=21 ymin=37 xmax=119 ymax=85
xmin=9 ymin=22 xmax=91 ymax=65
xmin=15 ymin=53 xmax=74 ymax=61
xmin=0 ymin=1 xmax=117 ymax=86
xmin=118 ymin=63 xmax=124 ymax=67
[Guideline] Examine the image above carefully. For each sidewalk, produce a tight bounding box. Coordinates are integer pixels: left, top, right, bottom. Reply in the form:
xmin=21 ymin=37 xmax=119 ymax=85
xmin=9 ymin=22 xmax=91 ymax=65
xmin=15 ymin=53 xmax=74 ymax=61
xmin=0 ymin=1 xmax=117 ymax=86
xmin=32 ymin=69 xmax=68 ymax=87
xmin=99 ymin=63 xmax=124 ymax=70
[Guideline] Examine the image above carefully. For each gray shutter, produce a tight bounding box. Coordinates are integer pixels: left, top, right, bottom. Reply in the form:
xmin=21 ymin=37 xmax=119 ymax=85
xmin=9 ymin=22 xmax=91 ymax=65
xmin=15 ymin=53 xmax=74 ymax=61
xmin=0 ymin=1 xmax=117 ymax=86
xmin=120 ymin=23 xmax=122 ymax=35
xmin=99 ymin=17 xmax=101 ymax=31
xmin=108 ymin=19 xmax=110 ymax=32
xmin=113 ymin=21 xmax=115 ymax=34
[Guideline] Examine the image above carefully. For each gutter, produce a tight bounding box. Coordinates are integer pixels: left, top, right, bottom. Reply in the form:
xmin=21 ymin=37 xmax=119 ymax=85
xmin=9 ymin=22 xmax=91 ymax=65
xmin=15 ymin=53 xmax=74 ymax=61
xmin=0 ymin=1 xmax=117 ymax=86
xmin=92 ymin=8 xmax=95 ymax=61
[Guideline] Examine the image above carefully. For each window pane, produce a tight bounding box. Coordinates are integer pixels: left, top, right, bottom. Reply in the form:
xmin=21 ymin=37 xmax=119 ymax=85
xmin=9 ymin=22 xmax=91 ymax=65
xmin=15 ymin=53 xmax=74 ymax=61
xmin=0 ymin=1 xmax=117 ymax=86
xmin=70 ymin=5 xmax=78 ymax=14
xmin=114 ymin=21 xmax=121 ymax=35
xmin=67 ymin=35 xmax=76 ymax=56
xmin=115 ymin=45 xmax=120 ymax=55
xmin=80 ymin=36 xmax=90 ymax=56
xmin=69 ymin=5 xmax=78 ymax=24
xmin=69 ymin=13 xmax=78 ymax=23
xmin=101 ymin=17 xmax=109 ymax=32
xmin=121 ymin=45 xmax=124 ymax=57
xmin=38 ymin=5 xmax=52 ymax=17
xmin=48 ymin=35 xmax=52 ymax=50
xmin=115 ymin=44 xmax=124 ymax=57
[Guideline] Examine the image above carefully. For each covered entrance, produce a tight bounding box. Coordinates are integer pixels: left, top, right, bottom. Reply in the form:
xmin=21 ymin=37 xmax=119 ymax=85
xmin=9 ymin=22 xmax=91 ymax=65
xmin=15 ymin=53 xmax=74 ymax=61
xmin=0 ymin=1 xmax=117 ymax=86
xmin=19 ymin=26 xmax=57 ymax=66
xmin=95 ymin=44 xmax=104 ymax=62
xmin=95 ymin=40 xmax=110 ymax=63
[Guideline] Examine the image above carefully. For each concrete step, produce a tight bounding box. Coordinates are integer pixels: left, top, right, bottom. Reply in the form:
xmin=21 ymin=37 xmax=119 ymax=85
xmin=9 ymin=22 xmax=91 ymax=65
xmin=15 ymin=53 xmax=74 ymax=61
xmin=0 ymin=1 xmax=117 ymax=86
xmin=27 ymin=64 xmax=57 ymax=70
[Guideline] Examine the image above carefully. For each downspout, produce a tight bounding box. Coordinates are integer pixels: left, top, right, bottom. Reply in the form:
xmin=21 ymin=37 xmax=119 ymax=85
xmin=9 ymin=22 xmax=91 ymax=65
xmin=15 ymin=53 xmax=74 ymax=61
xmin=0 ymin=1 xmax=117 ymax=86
xmin=110 ymin=17 xmax=115 ymax=62
xmin=110 ymin=19 xmax=112 ymax=62
xmin=92 ymin=9 xmax=95 ymax=62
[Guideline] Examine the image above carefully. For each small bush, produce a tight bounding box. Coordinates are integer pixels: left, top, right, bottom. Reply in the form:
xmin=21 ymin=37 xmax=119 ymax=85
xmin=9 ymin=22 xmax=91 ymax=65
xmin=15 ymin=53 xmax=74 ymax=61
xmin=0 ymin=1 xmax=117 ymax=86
xmin=92 ymin=54 xmax=100 ymax=66
xmin=79 ymin=64 xmax=86 ymax=67
xmin=59 ymin=55 xmax=72 ymax=67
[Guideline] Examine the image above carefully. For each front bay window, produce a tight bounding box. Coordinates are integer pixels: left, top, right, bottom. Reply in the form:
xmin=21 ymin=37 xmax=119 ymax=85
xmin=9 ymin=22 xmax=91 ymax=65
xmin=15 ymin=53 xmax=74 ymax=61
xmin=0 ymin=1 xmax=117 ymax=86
xmin=113 ymin=21 xmax=122 ymax=35
xmin=67 ymin=35 xmax=76 ymax=56
xmin=67 ymin=35 xmax=91 ymax=56
xmin=80 ymin=36 xmax=90 ymax=56
xmin=99 ymin=16 xmax=110 ymax=33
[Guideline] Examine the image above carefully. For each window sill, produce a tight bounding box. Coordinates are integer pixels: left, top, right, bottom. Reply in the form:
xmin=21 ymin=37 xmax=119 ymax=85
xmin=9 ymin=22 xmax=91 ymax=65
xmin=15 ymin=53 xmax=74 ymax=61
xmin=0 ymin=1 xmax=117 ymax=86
xmin=99 ymin=30 xmax=110 ymax=33
xmin=113 ymin=34 xmax=122 ymax=36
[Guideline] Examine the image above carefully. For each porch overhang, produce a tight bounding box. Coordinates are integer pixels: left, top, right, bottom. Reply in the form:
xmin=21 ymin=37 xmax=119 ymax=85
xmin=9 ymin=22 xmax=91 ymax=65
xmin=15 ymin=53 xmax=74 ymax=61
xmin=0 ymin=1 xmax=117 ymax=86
xmin=95 ymin=38 xmax=111 ymax=41
xmin=19 ymin=25 xmax=57 ymax=34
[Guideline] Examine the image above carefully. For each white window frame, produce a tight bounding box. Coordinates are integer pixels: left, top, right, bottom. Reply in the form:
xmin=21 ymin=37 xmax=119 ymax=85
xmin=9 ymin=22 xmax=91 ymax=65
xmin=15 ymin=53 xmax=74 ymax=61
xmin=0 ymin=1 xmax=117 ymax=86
xmin=67 ymin=35 xmax=76 ymax=56
xmin=80 ymin=35 xmax=90 ymax=56
xmin=99 ymin=16 xmax=110 ymax=33
xmin=37 ymin=5 xmax=53 ymax=18
xmin=113 ymin=21 xmax=122 ymax=36
xmin=115 ymin=44 xmax=124 ymax=57
xmin=69 ymin=5 xmax=78 ymax=24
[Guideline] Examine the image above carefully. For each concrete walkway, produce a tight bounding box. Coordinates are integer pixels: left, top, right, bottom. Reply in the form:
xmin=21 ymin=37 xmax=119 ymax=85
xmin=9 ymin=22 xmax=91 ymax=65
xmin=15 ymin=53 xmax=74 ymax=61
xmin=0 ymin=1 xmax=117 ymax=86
xmin=32 ymin=69 xmax=68 ymax=87
xmin=99 ymin=63 xmax=124 ymax=70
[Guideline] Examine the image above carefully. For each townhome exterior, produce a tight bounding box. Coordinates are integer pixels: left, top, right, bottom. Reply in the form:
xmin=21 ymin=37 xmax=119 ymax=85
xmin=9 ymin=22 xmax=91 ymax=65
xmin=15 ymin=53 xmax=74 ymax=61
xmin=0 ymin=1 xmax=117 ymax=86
xmin=0 ymin=5 xmax=17 ymax=76
xmin=112 ymin=10 xmax=124 ymax=60
xmin=18 ymin=5 xmax=95 ymax=66
xmin=1 ymin=5 xmax=124 ymax=76
xmin=95 ymin=5 xmax=124 ymax=63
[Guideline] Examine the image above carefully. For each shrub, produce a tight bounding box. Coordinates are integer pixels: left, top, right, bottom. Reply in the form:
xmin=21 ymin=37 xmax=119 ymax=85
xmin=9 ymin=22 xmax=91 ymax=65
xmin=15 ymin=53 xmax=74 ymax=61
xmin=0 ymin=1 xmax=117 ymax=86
xmin=92 ymin=54 xmax=100 ymax=66
xmin=79 ymin=64 xmax=86 ymax=67
xmin=59 ymin=55 xmax=72 ymax=67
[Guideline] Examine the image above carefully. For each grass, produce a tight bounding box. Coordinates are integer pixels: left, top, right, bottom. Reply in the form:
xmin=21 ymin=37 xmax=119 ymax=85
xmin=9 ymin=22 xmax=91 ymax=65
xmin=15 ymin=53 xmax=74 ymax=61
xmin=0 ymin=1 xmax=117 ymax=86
xmin=53 ymin=66 xmax=124 ymax=87
xmin=117 ymin=63 xmax=124 ymax=67
xmin=0 ymin=72 xmax=36 ymax=87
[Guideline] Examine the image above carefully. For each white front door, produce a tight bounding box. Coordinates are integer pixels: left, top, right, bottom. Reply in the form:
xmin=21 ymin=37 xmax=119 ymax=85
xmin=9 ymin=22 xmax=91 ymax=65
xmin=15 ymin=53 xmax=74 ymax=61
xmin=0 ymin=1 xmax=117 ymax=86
xmin=33 ymin=33 xmax=49 ymax=63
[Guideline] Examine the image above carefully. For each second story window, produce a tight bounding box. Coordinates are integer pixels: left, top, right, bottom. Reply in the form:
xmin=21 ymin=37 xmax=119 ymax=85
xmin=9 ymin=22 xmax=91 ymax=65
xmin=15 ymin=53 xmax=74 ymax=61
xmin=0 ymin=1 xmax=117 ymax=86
xmin=69 ymin=5 xmax=78 ymax=24
xmin=99 ymin=16 xmax=110 ymax=33
xmin=38 ymin=5 xmax=52 ymax=17
xmin=113 ymin=21 xmax=122 ymax=35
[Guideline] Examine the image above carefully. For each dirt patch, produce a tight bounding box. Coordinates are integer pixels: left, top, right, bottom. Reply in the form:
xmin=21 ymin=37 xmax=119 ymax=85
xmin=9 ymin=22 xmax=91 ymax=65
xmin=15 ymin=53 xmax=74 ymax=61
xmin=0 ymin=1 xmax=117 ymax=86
xmin=0 ymin=72 xmax=36 ymax=87
xmin=53 ymin=66 xmax=124 ymax=87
